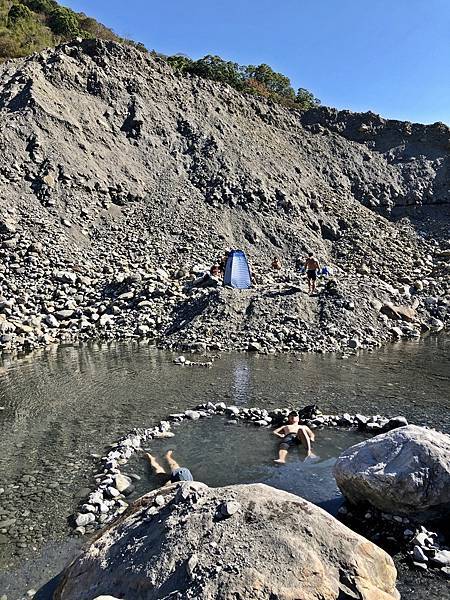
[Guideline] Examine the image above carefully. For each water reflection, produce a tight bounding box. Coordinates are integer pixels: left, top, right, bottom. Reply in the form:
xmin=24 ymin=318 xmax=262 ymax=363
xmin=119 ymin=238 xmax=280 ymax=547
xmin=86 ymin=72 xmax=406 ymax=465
xmin=231 ymin=359 xmax=251 ymax=405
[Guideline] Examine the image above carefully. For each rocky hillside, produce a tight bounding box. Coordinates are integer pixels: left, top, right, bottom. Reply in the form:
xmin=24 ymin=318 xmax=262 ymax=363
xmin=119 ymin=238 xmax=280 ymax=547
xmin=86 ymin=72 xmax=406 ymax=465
xmin=0 ymin=38 xmax=448 ymax=357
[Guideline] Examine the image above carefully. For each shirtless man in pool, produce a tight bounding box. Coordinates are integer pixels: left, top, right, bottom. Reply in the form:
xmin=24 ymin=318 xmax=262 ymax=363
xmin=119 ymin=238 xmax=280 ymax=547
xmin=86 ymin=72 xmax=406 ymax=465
xmin=273 ymin=411 xmax=315 ymax=463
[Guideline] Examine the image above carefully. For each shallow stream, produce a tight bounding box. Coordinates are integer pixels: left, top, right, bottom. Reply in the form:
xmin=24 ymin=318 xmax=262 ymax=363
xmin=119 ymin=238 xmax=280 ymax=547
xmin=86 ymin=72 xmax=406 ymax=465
xmin=0 ymin=334 xmax=448 ymax=598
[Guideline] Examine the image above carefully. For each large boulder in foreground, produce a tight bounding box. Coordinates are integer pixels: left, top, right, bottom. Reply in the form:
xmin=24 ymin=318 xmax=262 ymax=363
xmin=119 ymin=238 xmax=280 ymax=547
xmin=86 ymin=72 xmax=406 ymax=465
xmin=55 ymin=482 xmax=399 ymax=600
xmin=334 ymin=425 xmax=450 ymax=519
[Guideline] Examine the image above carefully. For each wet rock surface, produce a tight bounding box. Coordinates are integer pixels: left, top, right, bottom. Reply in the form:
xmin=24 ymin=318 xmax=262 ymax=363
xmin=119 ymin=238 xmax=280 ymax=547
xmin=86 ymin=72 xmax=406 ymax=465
xmin=0 ymin=39 xmax=448 ymax=359
xmin=54 ymin=482 xmax=400 ymax=600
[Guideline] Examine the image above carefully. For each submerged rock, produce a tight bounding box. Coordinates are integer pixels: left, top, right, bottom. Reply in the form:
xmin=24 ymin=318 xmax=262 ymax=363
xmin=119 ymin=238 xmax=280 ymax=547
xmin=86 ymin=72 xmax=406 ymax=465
xmin=55 ymin=482 xmax=399 ymax=600
xmin=334 ymin=425 xmax=450 ymax=519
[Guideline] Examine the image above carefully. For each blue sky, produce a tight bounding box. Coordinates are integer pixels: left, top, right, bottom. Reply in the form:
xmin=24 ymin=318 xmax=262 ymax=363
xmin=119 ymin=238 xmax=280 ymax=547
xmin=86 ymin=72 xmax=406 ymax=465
xmin=65 ymin=0 xmax=450 ymax=124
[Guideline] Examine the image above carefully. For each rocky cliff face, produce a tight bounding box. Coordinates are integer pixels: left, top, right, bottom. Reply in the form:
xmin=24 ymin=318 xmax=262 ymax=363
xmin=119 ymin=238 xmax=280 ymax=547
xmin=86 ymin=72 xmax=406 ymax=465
xmin=0 ymin=39 xmax=448 ymax=356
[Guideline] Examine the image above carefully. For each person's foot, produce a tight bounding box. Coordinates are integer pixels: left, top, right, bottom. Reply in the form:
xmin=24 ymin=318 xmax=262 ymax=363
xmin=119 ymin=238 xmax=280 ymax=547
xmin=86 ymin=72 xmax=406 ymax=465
xmin=274 ymin=458 xmax=286 ymax=464
xmin=164 ymin=450 xmax=173 ymax=460
xmin=145 ymin=452 xmax=158 ymax=467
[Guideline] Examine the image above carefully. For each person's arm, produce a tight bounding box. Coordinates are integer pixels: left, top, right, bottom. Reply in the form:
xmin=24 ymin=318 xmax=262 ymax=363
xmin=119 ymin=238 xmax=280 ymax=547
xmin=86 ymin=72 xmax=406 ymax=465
xmin=273 ymin=425 xmax=286 ymax=438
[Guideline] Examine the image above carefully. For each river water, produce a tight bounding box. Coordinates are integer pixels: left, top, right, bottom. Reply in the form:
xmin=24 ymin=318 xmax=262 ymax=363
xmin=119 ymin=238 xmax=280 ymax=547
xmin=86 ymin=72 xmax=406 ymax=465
xmin=0 ymin=334 xmax=449 ymax=598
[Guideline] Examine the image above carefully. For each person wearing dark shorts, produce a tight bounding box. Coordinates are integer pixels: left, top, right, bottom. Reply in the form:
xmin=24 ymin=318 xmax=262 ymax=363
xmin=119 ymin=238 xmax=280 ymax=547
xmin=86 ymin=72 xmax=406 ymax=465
xmin=279 ymin=432 xmax=299 ymax=451
xmin=145 ymin=450 xmax=193 ymax=486
xmin=304 ymin=253 xmax=320 ymax=294
xmin=273 ymin=411 xmax=300 ymax=463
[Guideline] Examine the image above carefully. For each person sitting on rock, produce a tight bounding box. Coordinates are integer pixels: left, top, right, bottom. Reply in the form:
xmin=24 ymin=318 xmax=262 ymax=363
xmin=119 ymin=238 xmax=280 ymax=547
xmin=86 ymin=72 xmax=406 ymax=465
xmin=210 ymin=264 xmax=221 ymax=278
xmin=144 ymin=450 xmax=193 ymax=486
xmin=273 ymin=411 xmax=315 ymax=463
xmin=192 ymin=264 xmax=221 ymax=288
xmin=271 ymin=256 xmax=282 ymax=270
xmin=304 ymin=252 xmax=320 ymax=294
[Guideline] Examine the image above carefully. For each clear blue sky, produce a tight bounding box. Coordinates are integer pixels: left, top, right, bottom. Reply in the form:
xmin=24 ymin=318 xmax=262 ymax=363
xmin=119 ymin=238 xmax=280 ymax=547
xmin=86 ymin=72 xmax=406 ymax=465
xmin=64 ymin=0 xmax=450 ymax=124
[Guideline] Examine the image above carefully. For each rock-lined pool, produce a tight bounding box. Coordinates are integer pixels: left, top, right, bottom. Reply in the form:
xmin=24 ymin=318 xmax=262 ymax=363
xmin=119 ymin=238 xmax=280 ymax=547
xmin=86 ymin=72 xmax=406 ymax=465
xmin=126 ymin=417 xmax=369 ymax=514
xmin=0 ymin=334 xmax=448 ymax=598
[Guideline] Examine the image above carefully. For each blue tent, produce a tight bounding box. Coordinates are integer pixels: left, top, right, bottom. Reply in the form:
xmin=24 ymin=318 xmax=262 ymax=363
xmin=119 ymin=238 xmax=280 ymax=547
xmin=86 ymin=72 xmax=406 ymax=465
xmin=223 ymin=250 xmax=252 ymax=289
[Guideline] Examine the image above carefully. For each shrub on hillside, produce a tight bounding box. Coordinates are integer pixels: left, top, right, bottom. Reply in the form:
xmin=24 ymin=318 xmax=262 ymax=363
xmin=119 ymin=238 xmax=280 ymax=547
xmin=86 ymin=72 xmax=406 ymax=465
xmin=245 ymin=63 xmax=296 ymax=100
xmin=48 ymin=6 xmax=79 ymax=37
xmin=166 ymin=51 xmax=320 ymax=112
xmin=21 ymin=0 xmax=56 ymax=14
xmin=188 ymin=55 xmax=245 ymax=90
xmin=296 ymin=87 xmax=321 ymax=110
xmin=7 ymin=3 xmax=32 ymax=27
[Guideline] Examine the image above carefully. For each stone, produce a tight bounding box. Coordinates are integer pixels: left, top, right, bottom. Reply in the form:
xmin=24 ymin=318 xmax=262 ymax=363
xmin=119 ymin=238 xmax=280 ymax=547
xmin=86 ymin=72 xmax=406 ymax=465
xmin=430 ymin=550 xmax=450 ymax=567
xmin=186 ymin=553 xmax=198 ymax=578
xmin=55 ymin=309 xmax=75 ymax=320
xmin=219 ymin=501 xmax=241 ymax=517
xmin=44 ymin=314 xmax=59 ymax=328
xmin=184 ymin=410 xmax=200 ymax=420
xmin=412 ymin=545 xmax=428 ymax=562
xmin=412 ymin=532 xmax=429 ymax=546
xmin=42 ymin=173 xmax=56 ymax=187
xmin=366 ymin=422 xmax=383 ymax=432
xmin=247 ymin=341 xmax=262 ymax=352
xmin=427 ymin=317 xmax=444 ymax=331
xmin=334 ymin=425 xmax=450 ymax=519
xmin=114 ymin=474 xmax=133 ymax=494
xmin=54 ymin=483 xmax=399 ymax=600
xmin=380 ymin=304 xmax=416 ymax=322
xmin=106 ymin=487 xmax=120 ymax=498
xmin=382 ymin=416 xmax=408 ymax=432
xmin=75 ymin=512 xmax=95 ymax=527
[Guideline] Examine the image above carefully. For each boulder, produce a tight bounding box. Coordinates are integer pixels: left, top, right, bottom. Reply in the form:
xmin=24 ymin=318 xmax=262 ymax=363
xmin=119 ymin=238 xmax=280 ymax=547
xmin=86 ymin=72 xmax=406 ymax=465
xmin=55 ymin=483 xmax=399 ymax=600
xmin=380 ymin=304 xmax=416 ymax=322
xmin=334 ymin=425 xmax=450 ymax=519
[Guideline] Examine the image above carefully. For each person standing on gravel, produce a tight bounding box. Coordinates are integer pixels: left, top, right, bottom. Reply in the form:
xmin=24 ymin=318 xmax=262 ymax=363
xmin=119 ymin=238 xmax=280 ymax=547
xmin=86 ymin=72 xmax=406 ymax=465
xmin=304 ymin=253 xmax=320 ymax=294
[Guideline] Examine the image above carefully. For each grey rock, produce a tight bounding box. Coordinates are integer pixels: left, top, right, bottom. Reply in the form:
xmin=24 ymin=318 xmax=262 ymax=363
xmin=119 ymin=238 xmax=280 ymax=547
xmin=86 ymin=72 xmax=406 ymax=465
xmin=430 ymin=550 xmax=450 ymax=567
xmin=412 ymin=545 xmax=428 ymax=562
xmin=55 ymin=483 xmax=400 ymax=600
xmin=114 ymin=474 xmax=133 ymax=494
xmin=44 ymin=314 xmax=59 ymax=328
xmin=334 ymin=425 xmax=450 ymax=519
xmin=220 ymin=501 xmax=241 ymax=517
xmin=184 ymin=410 xmax=201 ymax=420
xmin=75 ymin=512 xmax=95 ymax=527
xmin=0 ymin=39 xmax=448 ymax=361
xmin=382 ymin=416 xmax=408 ymax=432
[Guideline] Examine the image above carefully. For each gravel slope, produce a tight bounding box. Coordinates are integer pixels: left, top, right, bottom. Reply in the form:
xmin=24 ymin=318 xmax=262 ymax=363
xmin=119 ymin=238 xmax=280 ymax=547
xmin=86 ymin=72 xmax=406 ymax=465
xmin=0 ymin=39 xmax=448 ymax=357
